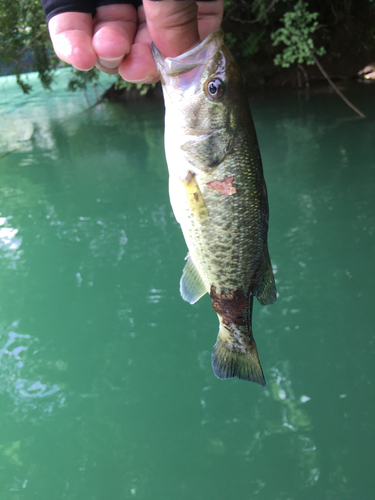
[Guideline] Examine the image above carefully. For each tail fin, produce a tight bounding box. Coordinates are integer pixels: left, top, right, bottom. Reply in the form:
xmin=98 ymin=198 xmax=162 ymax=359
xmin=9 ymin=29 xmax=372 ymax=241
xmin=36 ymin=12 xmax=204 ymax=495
xmin=211 ymin=326 xmax=266 ymax=387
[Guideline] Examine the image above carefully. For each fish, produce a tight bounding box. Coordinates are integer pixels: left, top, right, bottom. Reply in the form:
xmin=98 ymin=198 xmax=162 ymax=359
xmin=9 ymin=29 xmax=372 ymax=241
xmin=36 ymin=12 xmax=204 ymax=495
xmin=152 ymin=29 xmax=277 ymax=387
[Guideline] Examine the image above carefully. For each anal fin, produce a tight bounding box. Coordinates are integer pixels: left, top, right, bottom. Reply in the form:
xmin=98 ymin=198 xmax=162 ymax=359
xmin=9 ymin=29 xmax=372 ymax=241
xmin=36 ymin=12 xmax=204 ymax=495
xmin=180 ymin=253 xmax=207 ymax=304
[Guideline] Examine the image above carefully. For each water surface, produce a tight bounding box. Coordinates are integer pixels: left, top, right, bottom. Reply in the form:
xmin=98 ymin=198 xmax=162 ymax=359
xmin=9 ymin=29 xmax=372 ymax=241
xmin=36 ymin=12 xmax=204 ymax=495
xmin=0 ymin=72 xmax=374 ymax=499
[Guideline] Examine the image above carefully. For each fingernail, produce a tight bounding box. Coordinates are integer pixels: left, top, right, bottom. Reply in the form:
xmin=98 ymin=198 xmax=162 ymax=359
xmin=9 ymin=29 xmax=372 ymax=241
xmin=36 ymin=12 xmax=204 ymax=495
xmin=129 ymin=76 xmax=154 ymax=84
xmin=97 ymin=56 xmax=124 ymax=69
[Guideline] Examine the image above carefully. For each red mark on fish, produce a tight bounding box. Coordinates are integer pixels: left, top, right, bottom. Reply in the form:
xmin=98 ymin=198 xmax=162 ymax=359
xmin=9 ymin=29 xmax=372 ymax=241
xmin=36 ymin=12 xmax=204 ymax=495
xmin=206 ymin=176 xmax=236 ymax=200
xmin=210 ymin=285 xmax=247 ymax=326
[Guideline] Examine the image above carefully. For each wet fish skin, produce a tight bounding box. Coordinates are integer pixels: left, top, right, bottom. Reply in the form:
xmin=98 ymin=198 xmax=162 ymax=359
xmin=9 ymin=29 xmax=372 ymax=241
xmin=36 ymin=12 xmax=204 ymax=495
xmin=152 ymin=30 xmax=276 ymax=386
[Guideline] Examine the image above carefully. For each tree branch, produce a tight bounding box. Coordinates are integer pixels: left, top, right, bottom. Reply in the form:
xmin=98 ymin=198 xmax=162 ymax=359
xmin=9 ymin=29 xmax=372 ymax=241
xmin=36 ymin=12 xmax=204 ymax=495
xmin=231 ymin=0 xmax=278 ymax=24
xmin=310 ymin=51 xmax=366 ymax=119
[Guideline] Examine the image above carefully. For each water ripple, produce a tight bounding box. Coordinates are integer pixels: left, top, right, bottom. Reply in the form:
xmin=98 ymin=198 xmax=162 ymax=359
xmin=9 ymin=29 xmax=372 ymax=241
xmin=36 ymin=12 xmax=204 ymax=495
xmin=0 ymin=325 xmax=66 ymax=418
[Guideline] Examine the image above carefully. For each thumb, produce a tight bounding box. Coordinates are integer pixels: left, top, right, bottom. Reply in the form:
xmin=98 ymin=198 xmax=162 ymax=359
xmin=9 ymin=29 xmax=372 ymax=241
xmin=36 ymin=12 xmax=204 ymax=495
xmin=142 ymin=0 xmax=200 ymax=58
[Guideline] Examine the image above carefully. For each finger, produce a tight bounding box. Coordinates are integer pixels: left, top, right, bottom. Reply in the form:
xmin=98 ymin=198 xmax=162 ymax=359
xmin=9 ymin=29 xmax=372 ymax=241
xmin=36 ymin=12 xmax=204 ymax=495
xmin=48 ymin=12 xmax=97 ymax=71
xmin=197 ymin=0 xmax=224 ymax=40
xmin=118 ymin=7 xmax=159 ymax=83
xmin=118 ymin=0 xmax=224 ymax=84
xmin=93 ymin=4 xmax=137 ymax=73
xmin=118 ymin=42 xmax=159 ymax=83
xmin=142 ymin=0 xmax=200 ymax=57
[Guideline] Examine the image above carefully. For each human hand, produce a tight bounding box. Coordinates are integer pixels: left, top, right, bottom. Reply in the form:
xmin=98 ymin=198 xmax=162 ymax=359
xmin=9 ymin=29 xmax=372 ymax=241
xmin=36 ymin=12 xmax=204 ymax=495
xmin=47 ymin=0 xmax=224 ymax=83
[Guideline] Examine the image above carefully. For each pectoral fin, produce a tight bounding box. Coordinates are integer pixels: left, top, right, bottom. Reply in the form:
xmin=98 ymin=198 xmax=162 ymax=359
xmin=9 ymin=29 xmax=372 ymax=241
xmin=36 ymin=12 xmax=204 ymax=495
xmin=181 ymin=171 xmax=208 ymax=219
xmin=181 ymin=128 xmax=231 ymax=170
xmin=180 ymin=253 xmax=207 ymax=304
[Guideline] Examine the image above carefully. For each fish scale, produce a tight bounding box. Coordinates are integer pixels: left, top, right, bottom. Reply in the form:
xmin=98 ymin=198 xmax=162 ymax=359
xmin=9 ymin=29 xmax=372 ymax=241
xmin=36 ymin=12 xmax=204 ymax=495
xmin=152 ymin=29 xmax=277 ymax=386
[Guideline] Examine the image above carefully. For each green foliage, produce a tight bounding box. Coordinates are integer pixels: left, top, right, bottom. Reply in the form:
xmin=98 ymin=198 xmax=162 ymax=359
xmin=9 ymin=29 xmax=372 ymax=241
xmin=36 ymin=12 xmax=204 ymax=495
xmin=225 ymin=30 xmax=266 ymax=59
xmin=224 ymin=32 xmax=237 ymax=50
xmin=1 ymin=0 xmax=375 ymax=94
xmin=224 ymin=0 xmax=235 ymax=8
xmin=0 ymin=0 xmax=58 ymax=92
xmin=114 ymin=77 xmax=156 ymax=96
xmin=67 ymin=68 xmax=100 ymax=92
xmin=223 ymin=0 xmax=287 ymax=62
xmin=225 ymin=0 xmax=276 ymax=24
xmin=270 ymin=1 xmax=325 ymax=67
xmin=0 ymin=1 xmax=156 ymax=97
xmin=242 ymin=31 xmax=266 ymax=58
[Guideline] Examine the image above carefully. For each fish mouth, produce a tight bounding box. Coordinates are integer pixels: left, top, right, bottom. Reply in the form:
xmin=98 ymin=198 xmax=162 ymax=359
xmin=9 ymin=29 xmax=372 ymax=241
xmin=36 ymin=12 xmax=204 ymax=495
xmin=151 ymin=29 xmax=224 ymax=86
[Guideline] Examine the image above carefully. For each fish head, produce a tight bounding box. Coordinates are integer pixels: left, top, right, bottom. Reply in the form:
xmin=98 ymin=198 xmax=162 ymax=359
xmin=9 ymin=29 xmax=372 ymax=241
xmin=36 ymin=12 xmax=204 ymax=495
xmin=152 ymin=30 xmax=248 ymax=173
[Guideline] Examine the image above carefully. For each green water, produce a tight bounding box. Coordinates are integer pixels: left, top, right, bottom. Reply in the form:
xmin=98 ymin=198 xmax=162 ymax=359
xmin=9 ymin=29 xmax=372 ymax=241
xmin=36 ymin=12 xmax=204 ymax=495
xmin=0 ymin=71 xmax=374 ymax=499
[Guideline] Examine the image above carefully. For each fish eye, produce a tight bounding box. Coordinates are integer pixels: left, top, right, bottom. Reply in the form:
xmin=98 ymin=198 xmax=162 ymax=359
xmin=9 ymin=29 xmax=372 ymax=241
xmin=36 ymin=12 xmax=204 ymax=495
xmin=205 ymin=78 xmax=225 ymax=100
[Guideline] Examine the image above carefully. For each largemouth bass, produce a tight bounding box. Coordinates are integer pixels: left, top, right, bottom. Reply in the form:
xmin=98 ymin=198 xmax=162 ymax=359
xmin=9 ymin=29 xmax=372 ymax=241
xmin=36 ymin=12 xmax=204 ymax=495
xmin=152 ymin=30 xmax=276 ymax=387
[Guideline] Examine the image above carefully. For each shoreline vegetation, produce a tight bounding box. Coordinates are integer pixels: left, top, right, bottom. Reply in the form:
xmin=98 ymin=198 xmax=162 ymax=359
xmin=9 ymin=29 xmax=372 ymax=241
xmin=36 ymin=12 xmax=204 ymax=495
xmin=0 ymin=0 xmax=374 ymax=105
